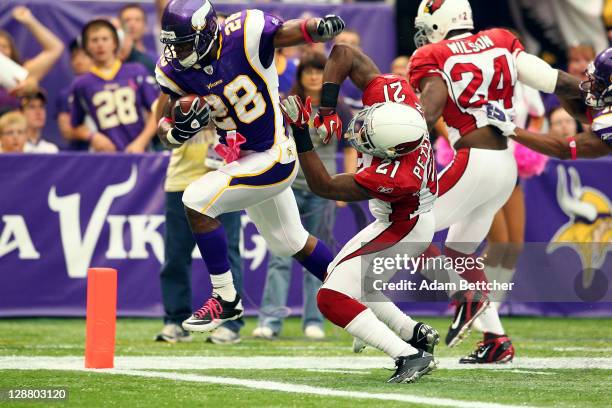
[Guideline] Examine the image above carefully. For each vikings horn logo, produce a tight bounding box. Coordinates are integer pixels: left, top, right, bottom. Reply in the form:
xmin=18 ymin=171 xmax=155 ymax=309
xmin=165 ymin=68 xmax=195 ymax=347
xmin=547 ymin=165 xmax=612 ymax=289
xmin=191 ymin=1 xmax=212 ymax=31
xmin=424 ymin=0 xmax=445 ymax=14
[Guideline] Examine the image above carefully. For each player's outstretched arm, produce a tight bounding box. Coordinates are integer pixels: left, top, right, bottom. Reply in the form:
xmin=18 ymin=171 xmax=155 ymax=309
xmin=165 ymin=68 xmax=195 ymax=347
xmin=323 ymin=44 xmax=380 ymax=93
xmin=313 ymin=44 xmax=381 ymax=144
xmin=515 ymin=53 xmax=588 ymax=121
xmin=514 ymin=128 xmax=610 ymax=159
xmin=487 ymin=102 xmax=611 ymax=159
xmin=273 ymin=16 xmax=345 ymax=48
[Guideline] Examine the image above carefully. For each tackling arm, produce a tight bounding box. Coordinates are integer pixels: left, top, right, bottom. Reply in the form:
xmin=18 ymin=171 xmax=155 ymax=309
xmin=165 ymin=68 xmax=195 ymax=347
xmin=511 ymin=128 xmax=611 ymax=159
xmin=298 ymin=149 xmax=372 ymax=202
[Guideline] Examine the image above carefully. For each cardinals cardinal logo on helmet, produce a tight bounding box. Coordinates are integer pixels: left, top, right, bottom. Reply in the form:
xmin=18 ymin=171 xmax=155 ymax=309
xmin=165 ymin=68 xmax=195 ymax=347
xmin=424 ymin=0 xmax=445 ymax=14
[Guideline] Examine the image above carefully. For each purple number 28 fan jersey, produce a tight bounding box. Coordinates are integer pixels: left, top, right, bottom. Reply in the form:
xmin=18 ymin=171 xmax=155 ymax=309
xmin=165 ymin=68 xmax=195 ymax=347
xmin=71 ymin=61 xmax=159 ymax=150
xmin=155 ymin=10 xmax=287 ymax=152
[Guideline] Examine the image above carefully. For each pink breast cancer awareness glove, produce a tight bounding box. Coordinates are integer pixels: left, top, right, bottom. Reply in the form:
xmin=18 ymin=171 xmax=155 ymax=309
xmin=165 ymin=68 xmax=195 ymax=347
xmin=214 ymin=130 xmax=246 ymax=164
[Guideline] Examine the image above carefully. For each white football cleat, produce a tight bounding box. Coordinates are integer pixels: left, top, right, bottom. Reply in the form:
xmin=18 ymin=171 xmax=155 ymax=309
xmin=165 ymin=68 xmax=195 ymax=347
xmin=304 ymin=325 xmax=325 ymax=340
xmin=352 ymin=336 xmax=367 ymax=353
xmin=252 ymin=326 xmax=276 ymax=340
xmin=155 ymin=323 xmax=193 ymax=343
xmin=207 ymin=326 xmax=241 ymax=345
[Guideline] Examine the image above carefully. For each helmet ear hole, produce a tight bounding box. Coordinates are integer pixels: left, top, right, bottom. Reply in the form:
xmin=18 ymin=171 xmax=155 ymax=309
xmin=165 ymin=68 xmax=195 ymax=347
xmin=432 ymin=24 xmax=438 ymax=30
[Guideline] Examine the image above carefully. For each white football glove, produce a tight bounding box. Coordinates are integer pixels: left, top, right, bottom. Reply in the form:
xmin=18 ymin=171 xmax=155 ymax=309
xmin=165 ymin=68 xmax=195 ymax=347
xmin=279 ymin=95 xmax=311 ymax=128
xmin=485 ymin=101 xmax=517 ymax=137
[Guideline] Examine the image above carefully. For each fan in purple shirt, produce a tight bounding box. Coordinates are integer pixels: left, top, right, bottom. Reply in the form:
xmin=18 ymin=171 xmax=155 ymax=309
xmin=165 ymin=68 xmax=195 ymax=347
xmin=70 ymin=19 xmax=159 ymax=152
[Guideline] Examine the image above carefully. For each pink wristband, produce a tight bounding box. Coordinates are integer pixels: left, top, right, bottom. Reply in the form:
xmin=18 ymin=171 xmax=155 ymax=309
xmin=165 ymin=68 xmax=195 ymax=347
xmin=567 ymin=136 xmax=577 ymax=160
xmin=158 ymin=116 xmax=173 ymax=127
xmin=301 ymin=19 xmax=315 ymax=44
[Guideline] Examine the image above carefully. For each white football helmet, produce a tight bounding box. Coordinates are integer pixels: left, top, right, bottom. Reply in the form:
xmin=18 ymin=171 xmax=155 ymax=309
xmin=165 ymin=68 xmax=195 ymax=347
xmin=414 ymin=0 xmax=474 ymax=48
xmin=347 ymin=102 xmax=428 ymax=159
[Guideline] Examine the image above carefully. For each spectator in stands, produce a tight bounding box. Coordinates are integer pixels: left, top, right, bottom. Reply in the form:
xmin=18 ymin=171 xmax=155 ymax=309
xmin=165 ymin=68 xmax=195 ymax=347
xmin=0 ymin=110 xmax=27 ymax=153
xmin=21 ymin=90 xmax=58 ymax=153
xmin=0 ymin=6 xmax=64 ymax=111
xmin=118 ymin=4 xmax=157 ymax=75
xmin=549 ymin=106 xmax=578 ymax=138
xmin=543 ymin=43 xmax=596 ymax=115
xmin=253 ymin=52 xmax=355 ymax=340
xmin=56 ymin=38 xmax=93 ymax=151
xmin=70 ymin=19 xmax=159 ymax=153
xmin=390 ymin=55 xmax=410 ymax=78
xmin=567 ymin=44 xmax=596 ymax=81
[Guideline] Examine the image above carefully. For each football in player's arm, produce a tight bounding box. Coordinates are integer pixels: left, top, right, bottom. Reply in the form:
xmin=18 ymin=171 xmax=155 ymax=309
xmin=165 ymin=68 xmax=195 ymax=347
xmin=156 ymin=13 xmax=345 ymax=147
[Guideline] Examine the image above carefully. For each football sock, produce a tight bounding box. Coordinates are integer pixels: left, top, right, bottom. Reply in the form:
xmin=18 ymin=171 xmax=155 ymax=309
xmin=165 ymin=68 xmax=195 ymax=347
xmin=489 ymin=265 xmax=516 ymax=310
xmin=297 ymin=239 xmax=333 ymax=281
xmin=364 ymin=300 xmax=418 ymax=341
xmin=474 ymin=305 xmax=504 ymax=335
xmin=444 ymin=246 xmax=489 ymax=291
xmin=193 ymin=226 xmax=235 ymax=301
xmin=317 ymin=289 xmax=416 ymax=359
xmin=210 ymin=270 xmax=236 ymax=301
xmin=345 ymin=309 xmax=418 ymax=359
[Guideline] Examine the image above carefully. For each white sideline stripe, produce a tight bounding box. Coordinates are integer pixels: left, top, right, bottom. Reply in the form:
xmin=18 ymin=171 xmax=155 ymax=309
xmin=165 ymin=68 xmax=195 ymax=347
xmin=508 ymin=370 xmax=554 ymax=376
xmin=1 ymin=356 xmax=611 ymax=371
xmin=99 ymin=368 xmax=535 ymax=408
xmin=553 ymin=347 xmax=612 ymax=352
xmin=306 ymin=369 xmax=372 ymax=375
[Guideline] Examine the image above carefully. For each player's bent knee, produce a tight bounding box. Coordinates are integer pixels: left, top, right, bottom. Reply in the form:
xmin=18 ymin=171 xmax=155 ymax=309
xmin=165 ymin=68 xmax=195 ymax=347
xmin=266 ymin=241 xmax=298 ymax=258
xmin=317 ymin=288 xmax=366 ymax=328
xmin=264 ymin=230 xmax=309 ymax=258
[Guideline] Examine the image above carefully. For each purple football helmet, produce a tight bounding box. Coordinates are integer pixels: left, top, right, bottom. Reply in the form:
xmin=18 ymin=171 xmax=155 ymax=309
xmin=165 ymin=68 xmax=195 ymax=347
xmin=160 ymin=0 xmax=218 ymax=71
xmin=580 ymin=47 xmax=612 ymax=110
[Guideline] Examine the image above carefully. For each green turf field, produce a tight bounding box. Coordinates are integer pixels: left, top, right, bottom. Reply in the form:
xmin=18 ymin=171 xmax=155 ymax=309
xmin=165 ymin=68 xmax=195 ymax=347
xmin=1 ymin=317 xmax=611 ymax=407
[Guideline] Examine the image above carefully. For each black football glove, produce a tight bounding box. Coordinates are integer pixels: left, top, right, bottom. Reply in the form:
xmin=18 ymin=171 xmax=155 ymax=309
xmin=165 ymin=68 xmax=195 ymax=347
xmin=170 ymin=97 xmax=211 ymax=144
xmin=312 ymin=15 xmax=345 ymax=42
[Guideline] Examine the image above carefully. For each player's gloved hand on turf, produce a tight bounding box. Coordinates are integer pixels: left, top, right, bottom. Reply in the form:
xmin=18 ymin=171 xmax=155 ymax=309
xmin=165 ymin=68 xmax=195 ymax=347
xmin=485 ymin=101 xmax=516 ymax=137
xmin=170 ymin=97 xmax=211 ymax=144
xmin=312 ymin=15 xmax=345 ymax=42
xmin=314 ymin=107 xmax=343 ymax=144
xmin=280 ymin=95 xmax=312 ymax=128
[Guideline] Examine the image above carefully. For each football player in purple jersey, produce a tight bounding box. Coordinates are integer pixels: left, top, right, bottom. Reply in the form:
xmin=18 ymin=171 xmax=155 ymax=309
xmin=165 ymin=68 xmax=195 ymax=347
xmin=70 ymin=19 xmax=159 ymax=153
xmin=154 ymin=0 xmax=346 ymax=332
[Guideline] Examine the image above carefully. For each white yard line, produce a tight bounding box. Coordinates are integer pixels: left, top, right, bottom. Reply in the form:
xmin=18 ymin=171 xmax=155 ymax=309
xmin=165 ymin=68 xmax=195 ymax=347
xmin=508 ymin=370 xmax=554 ymax=376
xmin=1 ymin=356 xmax=612 ymax=370
xmin=98 ymin=368 xmax=537 ymax=408
xmin=553 ymin=347 xmax=612 ymax=352
xmin=305 ymin=369 xmax=372 ymax=375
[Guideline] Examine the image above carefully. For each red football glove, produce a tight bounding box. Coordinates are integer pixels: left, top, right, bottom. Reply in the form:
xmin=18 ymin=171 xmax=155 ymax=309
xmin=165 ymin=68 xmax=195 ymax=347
xmin=280 ymin=95 xmax=312 ymax=128
xmin=314 ymin=107 xmax=343 ymax=144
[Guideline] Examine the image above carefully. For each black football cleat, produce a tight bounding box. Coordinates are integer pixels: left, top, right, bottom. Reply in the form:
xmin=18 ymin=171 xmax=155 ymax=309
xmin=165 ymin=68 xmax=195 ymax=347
xmin=445 ymin=290 xmax=490 ymax=348
xmin=182 ymin=292 xmax=243 ymax=333
xmin=408 ymin=322 xmax=440 ymax=354
xmin=387 ymin=350 xmax=437 ymax=383
xmin=459 ymin=336 xmax=515 ymax=364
